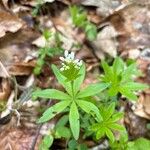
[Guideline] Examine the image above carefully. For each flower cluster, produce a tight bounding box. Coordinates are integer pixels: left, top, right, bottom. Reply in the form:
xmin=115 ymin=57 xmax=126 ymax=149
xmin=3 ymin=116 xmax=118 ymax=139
xmin=59 ymin=50 xmax=82 ymax=71
xmin=59 ymin=50 xmax=83 ymax=81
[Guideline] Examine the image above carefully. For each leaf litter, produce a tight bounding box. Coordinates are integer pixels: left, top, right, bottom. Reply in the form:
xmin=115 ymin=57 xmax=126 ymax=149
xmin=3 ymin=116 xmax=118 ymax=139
xmin=0 ymin=0 xmax=149 ymax=149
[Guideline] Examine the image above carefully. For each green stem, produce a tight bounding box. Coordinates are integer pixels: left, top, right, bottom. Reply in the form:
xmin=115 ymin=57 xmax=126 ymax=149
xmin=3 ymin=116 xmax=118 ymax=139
xmin=71 ymin=81 xmax=74 ymax=99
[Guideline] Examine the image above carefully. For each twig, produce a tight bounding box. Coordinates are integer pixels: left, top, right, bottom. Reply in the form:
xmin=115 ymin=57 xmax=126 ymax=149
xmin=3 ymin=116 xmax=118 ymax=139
xmin=30 ymin=100 xmax=52 ymax=150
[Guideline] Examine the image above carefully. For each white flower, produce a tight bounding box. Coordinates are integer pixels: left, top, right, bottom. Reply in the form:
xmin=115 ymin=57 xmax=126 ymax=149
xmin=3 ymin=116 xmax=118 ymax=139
xmin=59 ymin=50 xmax=83 ymax=71
xmin=64 ymin=50 xmax=68 ymax=58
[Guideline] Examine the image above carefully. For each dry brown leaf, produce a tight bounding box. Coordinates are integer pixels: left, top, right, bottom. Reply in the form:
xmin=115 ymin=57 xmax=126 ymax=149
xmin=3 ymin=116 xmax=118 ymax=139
xmin=125 ymin=107 xmax=150 ymax=138
xmin=92 ymin=25 xmax=118 ymax=58
xmin=0 ymin=27 xmax=39 ymax=76
xmin=0 ymin=79 xmax=11 ymax=101
xmin=81 ymin=0 xmax=124 ymax=17
xmin=107 ymin=4 xmax=150 ymax=52
xmin=133 ymin=90 xmax=150 ymax=120
xmin=0 ymin=122 xmax=40 ymax=150
xmin=20 ymin=0 xmax=37 ymax=6
xmin=0 ymin=10 xmax=23 ymax=38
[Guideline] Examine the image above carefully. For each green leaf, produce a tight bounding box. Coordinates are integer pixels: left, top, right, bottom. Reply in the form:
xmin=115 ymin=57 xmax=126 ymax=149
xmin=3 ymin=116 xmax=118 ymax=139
xmin=119 ymin=86 xmax=138 ymax=100
xmin=39 ymin=135 xmax=54 ymax=150
xmin=96 ymin=128 xmax=105 ymax=139
xmin=127 ymin=138 xmax=150 ymax=150
xmin=78 ymin=144 xmax=88 ymax=150
xmin=73 ymin=64 xmax=86 ymax=95
xmin=100 ymin=102 xmax=115 ymax=121
xmin=69 ymin=102 xmax=80 ymax=140
xmin=108 ymin=85 xmax=119 ymax=96
xmin=109 ymin=123 xmax=125 ymax=131
xmin=55 ymin=115 xmax=69 ymax=128
xmin=90 ymin=123 xmax=100 ymax=131
xmin=55 ymin=126 xmax=71 ymax=139
xmin=68 ymin=139 xmax=78 ymax=150
xmin=51 ymin=64 xmax=72 ymax=95
xmin=121 ymin=63 xmax=137 ymax=82
xmin=101 ymin=60 xmax=114 ymax=82
xmin=77 ymin=100 xmax=102 ymax=121
xmin=121 ymin=82 xmax=148 ymax=91
xmin=113 ymin=57 xmax=124 ymax=75
xmin=69 ymin=6 xmax=86 ymax=27
xmin=38 ymin=101 xmax=70 ymax=123
xmin=32 ymin=89 xmax=71 ymax=100
xmin=111 ymin=112 xmax=124 ymax=122
xmin=77 ymin=83 xmax=110 ymax=98
xmin=105 ymin=128 xmax=115 ymax=143
xmin=85 ymin=23 xmax=97 ymax=41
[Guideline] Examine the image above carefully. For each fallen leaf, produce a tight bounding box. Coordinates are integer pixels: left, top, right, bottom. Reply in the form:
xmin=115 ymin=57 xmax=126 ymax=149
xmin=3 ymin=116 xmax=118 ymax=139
xmin=81 ymin=0 xmax=123 ymax=17
xmin=0 ymin=10 xmax=23 ymax=38
xmin=133 ymin=92 xmax=150 ymax=120
xmin=0 ymin=27 xmax=39 ymax=76
xmin=108 ymin=4 xmax=150 ymax=52
xmin=0 ymin=79 xmax=11 ymax=101
xmin=92 ymin=25 xmax=118 ymax=58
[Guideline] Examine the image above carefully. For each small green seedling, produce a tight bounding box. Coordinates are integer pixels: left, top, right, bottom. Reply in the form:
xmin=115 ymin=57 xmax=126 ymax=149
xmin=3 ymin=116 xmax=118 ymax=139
xmin=34 ymin=30 xmax=63 ymax=75
xmin=32 ymin=0 xmax=43 ymax=17
xmin=70 ymin=5 xmax=97 ymax=41
xmin=100 ymin=57 xmax=148 ymax=100
xmin=91 ymin=102 xmax=125 ymax=143
xmin=33 ymin=50 xmax=109 ymax=140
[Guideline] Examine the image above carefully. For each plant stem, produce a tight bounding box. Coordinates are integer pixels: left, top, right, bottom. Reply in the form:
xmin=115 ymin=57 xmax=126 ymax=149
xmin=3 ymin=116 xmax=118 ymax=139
xmin=71 ymin=81 xmax=74 ymax=99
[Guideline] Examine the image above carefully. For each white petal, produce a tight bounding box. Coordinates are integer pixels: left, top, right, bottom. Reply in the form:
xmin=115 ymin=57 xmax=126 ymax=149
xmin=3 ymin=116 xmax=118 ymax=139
xmin=70 ymin=52 xmax=75 ymax=60
xmin=64 ymin=50 xmax=69 ymax=57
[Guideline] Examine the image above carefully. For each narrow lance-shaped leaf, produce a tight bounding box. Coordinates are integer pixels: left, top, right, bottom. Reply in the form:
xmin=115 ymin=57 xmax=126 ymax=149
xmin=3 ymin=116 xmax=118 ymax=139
xmin=121 ymin=82 xmax=148 ymax=91
xmin=108 ymin=85 xmax=119 ymax=96
xmin=77 ymin=83 xmax=110 ymax=98
xmin=73 ymin=64 xmax=86 ymax=95
xmin=51 ymin=64 xmax=72 ymax=95
xmin=110 ymin=112 xmax=124 ymax=122
xmin=38 ymin=101 xmax=70 ymax=123
xmin=101 ymin=60 xmax=114 ymax=82
xmin=77 ymin=100 xmax=102 ymax=121
xmin=121 ymin=63 xmax=138 ymax=82
xmin=96 ymin=128 xmax=105 ymax=140
xmin=105 ymin=128 xmax=115 ymax=143
xmin=101 ymin=102 xmax=115 ymax=121
xmin=109 ymin=123 xmax=125 ymax=131
xmin=69 ymin=102 xmax=80 ymax=140
xmin=119 ymin=86 xmax=138 ymax=100
xmin=113 ymin=57 xmax=124 ymax=75
xmin=32 ymin=89 xmax=71 ymax=100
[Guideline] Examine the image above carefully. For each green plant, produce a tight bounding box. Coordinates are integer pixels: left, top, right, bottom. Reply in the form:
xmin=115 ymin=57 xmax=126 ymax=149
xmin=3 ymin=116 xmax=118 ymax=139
xmin=127 ymin=138 xmax=150 ymax=150
xmin=68 ymin=139 xmax=88 ymax=150
xmin=110 ymin=131 xmax=129 ymax=150
xmin=70 ymin=5 xmax=97 ymax=41
xmin=34 ymin=30 xmax=63 ymax=75
xmin=100 ymin=57 xmax=148 ymax=100
xmin=91 ymin=102 xmax=125 ymax=142
xmin=39 ymin=134 xmax=54 ymax=150
xmin=33 ymin=51 xmax=148 ymax=149
xmin=33 ymin=50 xmax=109 ymax=140
xmin=110 ymin=132 xmax=150 ymax=150
xmin=55 ymin=115 xmax=71 ymax=139
xmin=32 ymin=0 xmax=43 ymax=17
